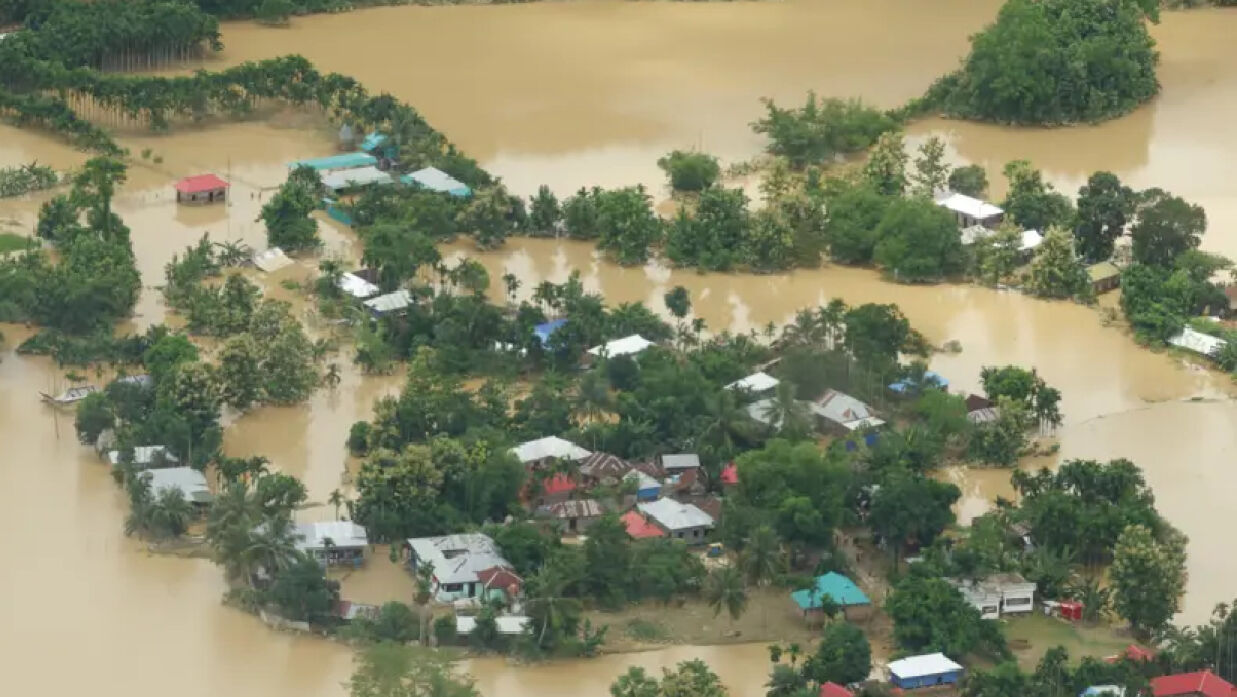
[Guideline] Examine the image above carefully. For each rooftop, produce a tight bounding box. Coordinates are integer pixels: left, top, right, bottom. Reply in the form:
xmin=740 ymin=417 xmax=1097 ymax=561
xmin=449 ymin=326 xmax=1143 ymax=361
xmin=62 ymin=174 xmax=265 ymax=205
xmin=175 ymin=173 xmax=228 ymax=194
xmin=400 ymin=167 xmax=471 ymax=196
xmin=533 ymin=318 xmax=567 ymax=345
xmin=363 ymin=289 xmax=414 ymax=315
xmin=661 ymin=453 xmax=701 ymax=471
xmin=624 ymin=468 xmax=662 ymax=491
xmin=820 ymin=683 xmax=854 ymax=697
xmin=252 ymin=247 xmax=292 ymax=273
xmin=811 ymin=389 xmax=884 ymax=430
xmin=1021 ymin=229 xmax=1045 ymax=251
xmin=541 ymin=472 xmax=578 ymax=496
xmin=338 ymin=272 xmax=379 ymax=299
xmin=1168 ymin=326 xmax=1227 ymax=358
xmin=107 ymin=445 xmax=177 ymax=468
xmin=140 ymin=466 xmax=211 ymax=504
xmin=288 ymin=152 xmax=377 ymax=172
xmin=456 ymin=615 xmax=530 ymax=636
xmin=587 ymin=334 xmax=654 ymax=359
xmin=888 ymin=371 xmax=949 ymax=394
xmin=720 ymin=462 xmax=739 ymax=486
xmin=638 ymin=498 xmax=714 ymax=531
xmin=935 ymin=192 xmax=1003 ymax=220
xmin=1087 ymin=261 xmax=1122 ymax=282
xmin=1151 ymin=671 xmax=1237 ymax=697
xmin=621 ymin=510 xmax=666 ymax=539
xmin=406 ymin=533 xmax=513 ymax=586
xmin=578 ymin=451 xmax=633 ymax=480
xmin=888 ymin=653 xmax=964 ymax=680
xmin=295 ymin=521 xmax=368 ymax=551
xmin=791 ymin=572 xmax=871 ymax=610
xmin=725 ymin=372 xmax=780 ymax=393
xmin=512 ymin=436 xmax=591 ymax=464
xmin=320 ymin=165 xmax=393 ymax=192
xmin=541 ymin=499 xmax=605 ymax=519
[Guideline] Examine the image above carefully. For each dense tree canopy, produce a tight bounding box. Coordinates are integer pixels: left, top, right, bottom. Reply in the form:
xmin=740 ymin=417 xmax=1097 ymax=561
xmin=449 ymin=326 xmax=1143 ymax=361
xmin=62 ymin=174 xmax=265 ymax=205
xmin=752 ymin=94 xmax=897 ymax=168
xmin=872 ymin=198 xmax=965 ymax=282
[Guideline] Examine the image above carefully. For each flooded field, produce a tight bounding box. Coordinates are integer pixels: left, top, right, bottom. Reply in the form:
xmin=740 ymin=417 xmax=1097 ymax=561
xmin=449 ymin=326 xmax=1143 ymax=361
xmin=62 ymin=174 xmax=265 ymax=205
xmin=3 ymin=1 xmax=1237 ymax=696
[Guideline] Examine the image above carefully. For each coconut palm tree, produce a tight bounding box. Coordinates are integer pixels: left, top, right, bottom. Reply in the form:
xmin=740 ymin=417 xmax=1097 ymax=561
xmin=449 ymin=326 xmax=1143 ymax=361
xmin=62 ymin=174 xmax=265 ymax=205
xmin=525 ymin=564 xmax=583 ymax=649
xmin=740 ymin=525 xmax=787 ymax=587
xmin=703 ymin=566 xmax=748 ymax=628
xmin=147 ymin=487 xmax=194 ymax=540
xmin=246 ymin=513 xmax=302 ymax=577
xmin=328 ymin=489 xmax=345 ymax=520
xmin=573 ymin=370 xmax=611 ymax=427
xmin=760 ymin=381 xmax=813 ymax=439
xmin=699 ymin=389 xmax=753 ymax=459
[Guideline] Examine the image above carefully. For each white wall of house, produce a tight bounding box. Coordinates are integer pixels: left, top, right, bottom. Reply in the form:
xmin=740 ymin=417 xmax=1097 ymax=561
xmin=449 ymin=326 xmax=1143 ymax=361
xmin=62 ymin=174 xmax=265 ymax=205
xmin=1000 ymin=585 xmax=1036 ymax=614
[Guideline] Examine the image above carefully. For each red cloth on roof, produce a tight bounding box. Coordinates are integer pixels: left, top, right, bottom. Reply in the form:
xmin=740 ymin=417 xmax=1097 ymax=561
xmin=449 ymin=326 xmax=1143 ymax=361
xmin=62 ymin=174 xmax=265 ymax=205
xmin=820 ymin=682 xmax=854 ymax=697
xmin=621 ymin=510 xmax=665 ymax=539
xmin=1151 ymin=671 xmax=1237 ymax=697
xmin=175 ymin=173 xmax=229 ymax=193
xmin=720 ymin=462 xmax=738 ymax=485
xmin=542 ymin=473 xmax=577 ymax=496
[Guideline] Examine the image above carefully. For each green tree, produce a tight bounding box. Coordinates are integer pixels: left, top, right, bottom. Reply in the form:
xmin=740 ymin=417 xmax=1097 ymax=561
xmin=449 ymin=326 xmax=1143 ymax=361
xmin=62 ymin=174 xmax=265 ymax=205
xmin=868 ymin=472 xmax=960 ymax=561
xmin=665 ymin=186 xmax=750 ymax=271
xmin=459 ymin=185 xmax=516 ymax=250
xmin=583 ymin=514 xmax=633 ymax=607
xmin=1130 ymin=188 xmax=1206 ymax=268
xmin=527 ymin=185 xmax=561 ymax=237
xmin=75 ymin=391 xmax=114 ymax=445
xmin=948 ymin=165 xmax=988 ymax=199
xmin=911 ymin=135 xmax=950 ymax=198
xmin=739 ymin=524 xmax=786 ymax=586
xmin=659 ymin=660 xmax=728 ymax=697
xmin=1001 ymin=160 xmax=1075 ymax=231
xmin=361 ymin=602 xmax=420 ymax=644
xmin=752 ymin=93 xmax=896 ymax=168
xmin=267 ymin=555 xmax=340 ymax=624
xmin=1075 ymin=171 xmax=1136 ymax=262
xmin=348 ymin=643 xmax=479 ymax=697
xmin=1026 ymin=226 xmax=1090 ymax=299
xmin=970 ymin=224 xmax=1023 ymax=286
xmin=255 ymin=0 xmax=294 ymax=25
xmin=824 ymin=183 xmax=890 ymax=265
xmin=703 ymin=566 xmax=748 ymax=626
xmin=873 ymin=198 xmax=965 ymax=282
xmin=862 ymin=131 xmax=908 ymax=196
xmin=1110 ymin=523 xmax=1187 ymax=633
xmin=218 ymin=333 xmax=263 ymax=410
xmin=664 ymin=285 xmax=692 ymax=320
xmin=261 ymin=173 xmax=319 ymax=252
xmin=804 ymin=622 xmax=872 ymax=685
xmin=595 ymin=186 xmax=662 ymax=265
xmin=611 ymin=667 xmax=661 ymax=697
xmin=658 ymin=150 xmax=721 ymax=192
xmin=887 ymin=568 xmax=1008 ymax=659
xmin=967 ymin=397 xmax=1030 ymax=467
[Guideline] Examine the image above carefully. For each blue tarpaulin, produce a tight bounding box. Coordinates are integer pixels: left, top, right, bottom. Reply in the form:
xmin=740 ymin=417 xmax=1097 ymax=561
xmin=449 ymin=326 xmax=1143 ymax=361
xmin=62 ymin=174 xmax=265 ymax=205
xmin=888 ymin=371 xmax=949 ymax=394
xmin=534 ymin=319 xmax=567 ymax=345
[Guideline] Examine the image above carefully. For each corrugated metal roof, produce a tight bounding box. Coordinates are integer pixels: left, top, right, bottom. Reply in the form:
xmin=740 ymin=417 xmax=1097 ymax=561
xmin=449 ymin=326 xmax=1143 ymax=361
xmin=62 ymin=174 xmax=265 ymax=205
xmin=791 ymin=572 xmax=870 ymax=609
xmin=406 ymin=533 xmax=513 ymax=585
xmin=363 ymin=289 xmax=414 ymax=315
xmin=1168 ymin=326 xmax=1227 ymax=358
xmin=295 ymin=521 xmax=368 ymax=551
xmin=141 ymin=466 xmax=211 ymax=504
xmin=661 ymin=453 xmax=700 ymax=471
xmin=726 ymin=372 xmax=780 ymax=393
xmin=621 ymin=510 xmax=666 ymax=539
xmin=811 ymin=390 xmax=883 ymax=430
xmin=288 ymin=152 xmax=377 ymax=172
xmin=107 ymin=445 xmax=177 ymax=468
xmin=400 ymin=167 xmax=471 ymax=196
xmin=587 ymin=334 xmax=654 ymax=358
xmin=888 ymin=653 xmax=964 ymax=680
xmin=511 ymin=436 xmax=590 ymax=464
xmin=175 ymin=173 xmax=228 ymax=194
xmin=252 ymin=247 xmax=293 ymax=273
xmin=320 ymin=165 xmax=393 ymax=192
xmin=638 ymin=498 xmax=713 ymax=531
xmin=338 ymin=272 xmax=379 ymax=299
xmin=935 ymin=192 xmax=1003 ymax=220
xmin=455 ymin=615 xmax=530 ymax=635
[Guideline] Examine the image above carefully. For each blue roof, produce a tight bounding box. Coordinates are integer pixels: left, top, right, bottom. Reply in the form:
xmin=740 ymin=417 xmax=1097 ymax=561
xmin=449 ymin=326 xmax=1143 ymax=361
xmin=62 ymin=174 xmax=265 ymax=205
xmin=790 ymin=572 xmax=870 ymax=610
xmin=534 ymin=319 xmax=567 ymax=345
xmin=361 ymin=133 xmax=388 ymax=152
xmin=888 ymin=371 xmax=949 ymax=394
xmin=399 ymin=167 xmax=471 ymax=197
xmin=288 ymin=152 xmax=377 ymax=171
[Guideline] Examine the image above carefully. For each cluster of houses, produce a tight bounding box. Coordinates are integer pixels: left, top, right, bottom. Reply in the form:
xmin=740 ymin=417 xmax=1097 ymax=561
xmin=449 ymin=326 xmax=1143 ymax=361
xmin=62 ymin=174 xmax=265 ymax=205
xmin=933 ymin=191 xmax=1123 ymax=296
xmin=97 ymin=409 xmax=216 ymax=508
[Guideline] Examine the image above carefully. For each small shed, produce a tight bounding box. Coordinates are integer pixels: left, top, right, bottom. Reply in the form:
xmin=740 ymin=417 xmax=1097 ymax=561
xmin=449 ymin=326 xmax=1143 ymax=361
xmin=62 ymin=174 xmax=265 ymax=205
xmin=625 ymin=468 xmax=663 ymax=502
xmin=175 ymin=174 xmax=229 ymax=204
xmin=791 ymin=572 xmax=872 ymax=622
xmin=887 ymin=653 xmax=964 ymax=690
xmin=587 ymin=334 xmax=654 ymax=360
xmin=1087 ymin=261 xmax=1122 ymax=295
xmin=660 ymin=453 xmax=700 ymax=472
xmin=540 ymin=498 xmax=604 ymax=534
xmin=935 ymin=192 xmax=1004 ymax=228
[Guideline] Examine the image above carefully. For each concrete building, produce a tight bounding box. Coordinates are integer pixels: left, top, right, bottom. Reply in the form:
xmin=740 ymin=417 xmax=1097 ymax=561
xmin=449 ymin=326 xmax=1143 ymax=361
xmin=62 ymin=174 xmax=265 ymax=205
xmin=405 ymin=533 xmax=520 ymax=603
xmin=887 ymin=653 xmax=965 ymax=690
xmin=637 ymin=498 xmax=713 ymax=543
xmin=174 ymin=174 xmax=229 ymax=205
xmin=141 ymin=466 xmax=212 ymax=505
xmin=295 ymin=521 xmax=369 ymax=567
xmin=951 ymin=572 xmax=1036 ymax=619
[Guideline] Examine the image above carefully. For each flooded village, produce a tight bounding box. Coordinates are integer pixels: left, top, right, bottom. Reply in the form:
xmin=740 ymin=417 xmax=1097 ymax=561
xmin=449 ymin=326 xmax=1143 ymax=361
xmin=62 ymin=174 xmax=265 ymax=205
xmin=3 ymin=1 xmax=1237 ymax=697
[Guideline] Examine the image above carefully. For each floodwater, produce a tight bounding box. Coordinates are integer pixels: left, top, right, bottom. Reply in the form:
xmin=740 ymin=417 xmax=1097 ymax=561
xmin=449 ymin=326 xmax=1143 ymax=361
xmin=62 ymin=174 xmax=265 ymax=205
xmin=4 ymin=1 xmax=1237 ymax=696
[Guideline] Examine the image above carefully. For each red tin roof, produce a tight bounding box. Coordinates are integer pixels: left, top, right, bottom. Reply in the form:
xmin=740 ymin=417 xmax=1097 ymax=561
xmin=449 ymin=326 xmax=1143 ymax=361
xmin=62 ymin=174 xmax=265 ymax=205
xmin=175 ymin=173 xmax=229 ymax=194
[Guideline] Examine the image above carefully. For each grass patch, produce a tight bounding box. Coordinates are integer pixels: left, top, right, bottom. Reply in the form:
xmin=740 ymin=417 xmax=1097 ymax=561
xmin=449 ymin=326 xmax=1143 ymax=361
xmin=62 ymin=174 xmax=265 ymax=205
xmin=625 ymin=618 xmax=669 ymax=642
xmin=1004 ymin=613 xmax=1131 ymax=669
xmin=0 ymin=232 xmax=33 ymax=253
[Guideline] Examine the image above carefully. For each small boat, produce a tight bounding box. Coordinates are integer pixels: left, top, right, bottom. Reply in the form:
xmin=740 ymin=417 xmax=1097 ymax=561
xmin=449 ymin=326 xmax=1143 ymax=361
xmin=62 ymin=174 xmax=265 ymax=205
xmin=40 ymin=385 xmax=98 ymax=405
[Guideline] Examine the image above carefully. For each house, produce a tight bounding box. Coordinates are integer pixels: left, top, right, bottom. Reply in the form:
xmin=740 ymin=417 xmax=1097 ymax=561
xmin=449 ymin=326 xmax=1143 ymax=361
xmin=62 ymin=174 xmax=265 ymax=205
xmin=107 ymin=445 xmax=178 ymax=470
xmin=533 ymin=318 xmax=567 ymax=346
xmin=363 ymin=289 xmax=414 ymax=317
xmin=1088 ymin=261 xmax=1122 ymax=294
xmin=141 ymin=467 xmax=212 ymax=504
xmin=1168 ymin=326 xmax=1227 ymax=358
xmin=887 ymin=653 xmax=965 ymax=690
xmin=295 ymin=521 xmax=368 ymax=567
xmin=888 ymin=371 xmax=949 ymax=395
xmin=1151 ymin=671 xmax=1237 ymax=697
xmin=965 ymin=394 xmax=1001 ymax=423
xmin=951 ymin=572 xmax=1036 ymax=618
xmin=625 ymin=468 xmax=662 ymax=502
xmin=335 ymin=600 xmax=379 ymax=622
xmin=252 ymin=247 xmax=293 ymax=273
xmin=40 ymin=384 xmax=98 ymax=406
xmin=810 ymin=390 xmax=885 ymax=434
xmin=660 ymin=453 xmax=700 ymax=473
xmin=621 ymin=509 xmax=666 ymax=539
xmin=511 ymin=436 xmax=591 ymax=468
xmin=400 ymin=167 xmax=472 ymax=197
xmin=665 ymin=467 xmax=704 ymax=497
xmin=935 ymin=192 xmax=1004 ymax=228
xmin=725 ymin=372 xmax=780 ymax=397
xmin=540 ymin=498 xmax=604 ymax=534
xmin=637 ymin=498 xmax=713 ymax=543
xmin=288 ymin=152 xmax=377 ymax=173
xmin=320 ymin=165 xmax=393 ymax=193
xmin=587 ymin=334 xmax=654 ymax=360
xmin=174 ymin=173 xmax=229 ymax=204
xmin=820 ymin=682 xmax=854 ymax=697
xmin=338 ymin=272 xmax=380 ymax=300
xmin=456 ymin=615 xmax=531 ymax=636
xmin=578 ymin=451 xmax=633 ymax=486
xmin=405 ymin=533 xmax=520 ymax=603
xmin=791 ymin=572 xmax=872 ymax=622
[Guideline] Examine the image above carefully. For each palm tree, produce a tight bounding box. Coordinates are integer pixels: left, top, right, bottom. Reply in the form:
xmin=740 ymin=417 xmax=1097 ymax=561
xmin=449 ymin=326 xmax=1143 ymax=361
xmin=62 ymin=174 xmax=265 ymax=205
xmin=147 ymin=487 xmax=193 ymax=540
xmin=703 ymin=566 xmax=748 ymax=629
xmin=413 ymin=561 xmax=435 ymax=646
xmin=573 ymin=370 xmax=611 ymax=427
xmin=245 ymin=513 xmax=302 ymax=577
xmin=699 ymin=389 xmax=753 ymax=459
xmin=328 ymin=489 xmax=345 ymax=520
xmin=525 ymin=564 xmax=582 ymax=649
xmin=740 ymin=525 xmax=786 ymax=587
xmin=760 ymin=382 xmax=813 ymax=439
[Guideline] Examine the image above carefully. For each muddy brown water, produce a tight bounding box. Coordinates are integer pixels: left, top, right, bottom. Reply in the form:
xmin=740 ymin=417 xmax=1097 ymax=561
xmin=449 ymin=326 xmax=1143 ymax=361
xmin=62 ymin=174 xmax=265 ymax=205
xmin=4 ymin=1 xmax=1237 ymax=695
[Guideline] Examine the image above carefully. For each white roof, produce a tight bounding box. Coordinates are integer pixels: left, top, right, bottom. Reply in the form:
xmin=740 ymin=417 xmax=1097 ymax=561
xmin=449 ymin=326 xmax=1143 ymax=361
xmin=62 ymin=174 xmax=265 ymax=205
xmin=587 ymin=334 xmax=654 ymax=358
xmin=363 ymin=289 xmax=414 ymax=315
xmin=320 ymin=165 xmax=393 ymax=192
xmin=936 ymin=192 xmax=1003 ymax=221
xmin=725 ymin=372 xmax=780 ymax=393
xmin=624 ymin=468 xmax=662 ymax=491
xmin=295 ymin=521 xmax=368 ymax=551
xmin=107 ymin=446 xmax=177 ymax=468
xmin=455 ymin=615 xmax=530 ymax=636
xmin=511 ymin=436 xmax=590 ymax=464
xmin=888 ymin=653 xmax=964 ymax=680
xmin=811 ymin=390 xmax=884 ymax=430
xmin=661 ymin=453 xmax=700 ymax=471
xmin=252 ymin=247 xmax=293 ymax=273
xmin=960 ymin=224 xmax=995 ymax=246
xmin=746 ymin=398 xmax=778 ymax=427
xmin=141 ymin=467 xmax=211 ymax=504
xmin=337 ymin=272 xmax=379 ymax=299
xmin=406 ymin=533 xmax=513 ymax=585
xmin=1168 ymin=326 xmax=1227 ymax=357
xmin=1020 ymin=229 xmax=1044 ymax=251
xmin=638 ymin=498 xmax=714 ymax=531
xmin=405 ymin=167 xmax=468 ymax=194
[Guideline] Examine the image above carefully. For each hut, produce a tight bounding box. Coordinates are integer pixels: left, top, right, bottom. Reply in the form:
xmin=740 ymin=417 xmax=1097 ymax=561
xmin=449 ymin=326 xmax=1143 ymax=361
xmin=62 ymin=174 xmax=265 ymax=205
xmin=141 ymin=467 xmax=212 ymax=505
xmin=935 ymin=192 xmax=1004 ymax=228
xmin=791 ymin=572 xmax=872 ymax=622
xmin=887 ymin=653 xmax=964 ymax=690
xmin=295 ymin=521 xmax=369 ymax=568
xmin=1087 ymin=261 xmax=1122 ymax=295
xmin=174 ymin=174 xmax=228 ymax=205
xmin=540 ymin=498 xmax=605 ymax=534
xmin=625 ymin=468 xmax=663 ymax=502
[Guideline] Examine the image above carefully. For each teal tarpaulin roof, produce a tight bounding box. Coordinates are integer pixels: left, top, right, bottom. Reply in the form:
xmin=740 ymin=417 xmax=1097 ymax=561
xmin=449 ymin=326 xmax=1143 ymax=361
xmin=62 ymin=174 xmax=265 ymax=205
xmin=288 ymin=152 xmax=377 ymax=171
xmin=790 ymin=572 xmax=870 ymax=609
xmin=361 ymin=133 xmax=389 ymax=152
xmin=400 ymin=167 xmax=471 ymax=197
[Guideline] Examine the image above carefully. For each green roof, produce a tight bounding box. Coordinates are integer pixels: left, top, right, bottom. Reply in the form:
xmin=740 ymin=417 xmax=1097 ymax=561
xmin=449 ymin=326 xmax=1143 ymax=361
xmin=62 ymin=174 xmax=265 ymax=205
xmin=287 ymin=152 xmax=377 ymax=172
xmin=1087 ymin=261 xmax=1121 ymax=282
xmin=790 ymin=572 xmax=870 ymax=610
